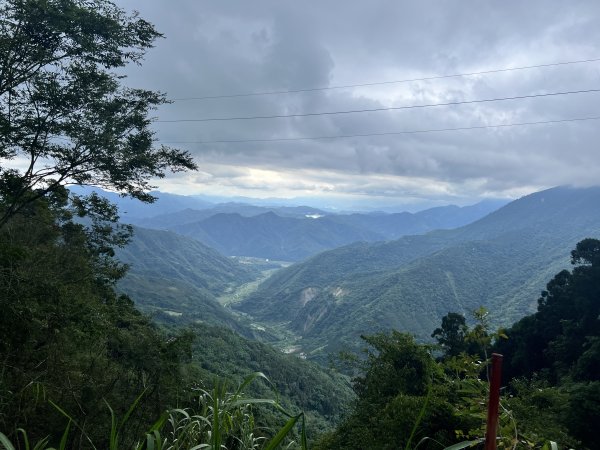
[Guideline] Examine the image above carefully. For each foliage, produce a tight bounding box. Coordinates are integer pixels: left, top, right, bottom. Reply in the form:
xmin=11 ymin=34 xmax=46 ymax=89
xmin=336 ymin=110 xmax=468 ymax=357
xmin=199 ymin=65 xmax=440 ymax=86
xmin=184 ymin=324 xmax=354 ymax=442
xmin=496 ymin=238 xmax=600 ymax=387
xmin=431 ymin=312 xmax=469 ymax=357
xmin=316 ymin=284 xmax=597 ymax=450
xmin=314 ymin=332 xmax=475 ymax=450
xmin=0 ymin=194 xmax=194 ymax=446
xmin=0 ymin=1 xmax=199 ymax=441
xmin=503 ymin=379 xmax=580 ymax=448
xmin=146 ymin=373 xmax=307 ymax=450
xmin=0 ymin=373 xmax=309 ymax=450
xmin=0 ymin=0 xmax=197 ymax=227
xmin=0 ymin=193 xmax=353 ymax=446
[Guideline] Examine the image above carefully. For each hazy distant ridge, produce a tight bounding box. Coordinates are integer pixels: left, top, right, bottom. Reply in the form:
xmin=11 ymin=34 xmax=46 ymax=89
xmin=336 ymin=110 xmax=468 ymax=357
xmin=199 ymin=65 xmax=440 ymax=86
xmin=134 ymin=199 xmax=506 ymax=261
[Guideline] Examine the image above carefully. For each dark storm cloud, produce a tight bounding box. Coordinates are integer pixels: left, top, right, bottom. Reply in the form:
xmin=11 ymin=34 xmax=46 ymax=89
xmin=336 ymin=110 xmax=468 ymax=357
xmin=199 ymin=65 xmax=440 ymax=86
xmin=116 ymin=0 xmax=600 ymax=205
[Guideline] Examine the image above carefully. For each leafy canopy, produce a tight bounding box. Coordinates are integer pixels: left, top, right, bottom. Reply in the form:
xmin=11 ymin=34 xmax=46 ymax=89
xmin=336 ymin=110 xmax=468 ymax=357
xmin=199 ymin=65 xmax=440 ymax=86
xmin=0 ymin=0 xmax=197 ymax=227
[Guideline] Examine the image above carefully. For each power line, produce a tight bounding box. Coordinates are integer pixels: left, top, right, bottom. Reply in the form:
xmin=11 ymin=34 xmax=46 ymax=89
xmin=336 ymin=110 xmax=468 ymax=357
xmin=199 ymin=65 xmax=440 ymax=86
xmin=159 ymin=115 xmax=600 ymax=144
xmin=156 ymin=88 xmax=600 ymax=123
xmin=170 ymin=57 xmax=600 ymax=101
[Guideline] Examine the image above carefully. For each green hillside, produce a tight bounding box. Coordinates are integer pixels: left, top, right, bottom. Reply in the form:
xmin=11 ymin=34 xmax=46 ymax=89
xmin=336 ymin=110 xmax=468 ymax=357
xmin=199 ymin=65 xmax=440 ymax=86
xmin=236 ymin=186 xmax=600 ymax=359
xmin=187 ymin=323 xmax=354 ymax=438
xmin=116 ymin=226 xmax=260 ymax=328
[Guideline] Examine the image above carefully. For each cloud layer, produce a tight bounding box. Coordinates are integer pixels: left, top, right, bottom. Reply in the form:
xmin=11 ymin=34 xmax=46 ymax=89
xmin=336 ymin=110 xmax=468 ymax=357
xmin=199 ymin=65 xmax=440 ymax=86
xmin=117 ymin=0 xmax=600 ymax=208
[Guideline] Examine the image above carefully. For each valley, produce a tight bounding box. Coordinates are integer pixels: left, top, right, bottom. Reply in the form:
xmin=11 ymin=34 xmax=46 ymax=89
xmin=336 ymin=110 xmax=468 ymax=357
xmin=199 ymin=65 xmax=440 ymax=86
xmin=114 ymin=185 xmax=600 ymax=366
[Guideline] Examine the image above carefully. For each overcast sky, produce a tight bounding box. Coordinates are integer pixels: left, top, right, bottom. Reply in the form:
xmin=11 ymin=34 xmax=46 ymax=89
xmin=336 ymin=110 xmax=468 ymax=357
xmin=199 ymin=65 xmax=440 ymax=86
xmin=116 ymin=0 xmax=600 ymax=210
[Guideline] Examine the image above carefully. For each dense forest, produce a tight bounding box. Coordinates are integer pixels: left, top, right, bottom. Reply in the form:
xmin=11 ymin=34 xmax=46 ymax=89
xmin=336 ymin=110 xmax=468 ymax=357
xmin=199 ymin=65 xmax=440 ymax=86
xmin=315 ymin=239 xmax=600 ymax=449
xmin=1 ymin=0 xmax=599 ymax=449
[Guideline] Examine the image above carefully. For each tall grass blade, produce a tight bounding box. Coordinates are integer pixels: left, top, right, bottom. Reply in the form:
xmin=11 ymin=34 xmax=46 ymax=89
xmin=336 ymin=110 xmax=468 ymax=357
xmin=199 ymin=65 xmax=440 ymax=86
xmin=104 ymin=399 xmax=118 ymax=450
xmin=16 ymin=428 xmax=32 ymax=450
xmin=145 ymin=434 xmax=155 ymax=450
xmin=404 ymin=383 xmax=433 ymax=450
xmin=58 ymin=420 xmax=71 ymax=450
xmin=263 ymin=414 xmax=301 ymax=450
xmin=212 ymin=385 xmax=221 ymax=450
xmin=235 ymin=372 xmax=270 ymax=398
xmin=147 ymin=411 xmax=169 ymax=433
xmin=442 ymin=439 xmax=483 ymax=450
xmin=119 ymin=388 xmax=148 ymax=430
xmin=0 ymin=432 xmax=16 ymax=450
xmin=300 ymin=414 xmax=308 ymax=450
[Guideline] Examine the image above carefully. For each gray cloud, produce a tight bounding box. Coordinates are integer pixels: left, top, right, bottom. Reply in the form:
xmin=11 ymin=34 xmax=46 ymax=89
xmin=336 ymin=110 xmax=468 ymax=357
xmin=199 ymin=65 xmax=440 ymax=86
xmin=116 ymin=0 xmax=600 ymax=207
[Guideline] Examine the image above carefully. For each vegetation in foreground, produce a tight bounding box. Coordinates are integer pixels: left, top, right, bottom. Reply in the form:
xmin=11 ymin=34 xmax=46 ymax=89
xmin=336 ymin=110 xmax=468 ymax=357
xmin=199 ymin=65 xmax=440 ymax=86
xmin=0 ymin=189 xmax=348 ymax=449
xmin=315 ymin=238 xmax=599 ymax=449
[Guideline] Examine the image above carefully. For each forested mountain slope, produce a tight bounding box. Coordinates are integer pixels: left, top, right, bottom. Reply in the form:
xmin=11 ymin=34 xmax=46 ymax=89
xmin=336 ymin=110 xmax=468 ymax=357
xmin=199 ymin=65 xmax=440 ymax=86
xmin=237 ymin=186 xmax=600 ymax=358
xmin=188 ymin=324 xmax=354 ymax=437
xmin=116 ymin=226 xmax=259 ymax=328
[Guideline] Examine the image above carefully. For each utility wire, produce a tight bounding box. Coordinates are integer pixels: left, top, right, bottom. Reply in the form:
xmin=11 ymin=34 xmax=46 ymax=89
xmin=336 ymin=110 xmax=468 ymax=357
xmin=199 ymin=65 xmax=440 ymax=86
xmin=170 ymin=57 xmax=600 ymax=101
xmin=159 ymin=115 xmax=600 ymax=144
xmin=157 ymin=88 xmax=600 ymax=123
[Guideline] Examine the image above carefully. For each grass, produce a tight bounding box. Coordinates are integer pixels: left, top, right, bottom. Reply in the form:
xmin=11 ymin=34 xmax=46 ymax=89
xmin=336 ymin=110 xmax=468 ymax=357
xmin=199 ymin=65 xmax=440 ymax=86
xmin=0 ymin=373 xmax=307 ymax=450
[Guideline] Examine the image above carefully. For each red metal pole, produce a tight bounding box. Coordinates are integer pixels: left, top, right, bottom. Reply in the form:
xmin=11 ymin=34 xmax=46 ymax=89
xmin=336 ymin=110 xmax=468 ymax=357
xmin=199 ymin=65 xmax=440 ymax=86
xmin=484 ymin=353 xmax=503 ymax=450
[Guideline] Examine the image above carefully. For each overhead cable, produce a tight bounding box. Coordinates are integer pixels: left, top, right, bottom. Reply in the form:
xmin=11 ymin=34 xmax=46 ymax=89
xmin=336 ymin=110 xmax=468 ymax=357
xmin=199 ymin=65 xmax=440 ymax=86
xmin=157 ymin=88 xmax=600 ymax=123
xmin=159 ymin=115 xmax=600 ymax=144
xmin=170 ymin=57 xmax=600 ymax=101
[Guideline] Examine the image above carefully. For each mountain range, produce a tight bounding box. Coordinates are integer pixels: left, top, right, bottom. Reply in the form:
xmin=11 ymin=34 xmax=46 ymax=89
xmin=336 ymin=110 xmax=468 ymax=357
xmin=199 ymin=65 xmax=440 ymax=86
xmin=235 ymin=186 xmax=600 ymax=359
xmin=133 ymin=199 xmax=506 ymax=261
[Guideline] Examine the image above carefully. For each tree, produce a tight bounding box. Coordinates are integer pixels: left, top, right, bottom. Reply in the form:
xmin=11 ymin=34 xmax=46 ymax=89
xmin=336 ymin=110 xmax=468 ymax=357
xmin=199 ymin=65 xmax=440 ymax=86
xmin=0 ymin=193 xmax=196 ymax=445
xmin=493 ymin=238 xmax=600 ymax=448
xmin=0 ymin=0 xmax=197 ymax=227
xmin=431 ymin=312 xmax=468 ymax=357
xmin=497 ymin=238 xmax=600 ymax=383
xmin=314 ymin=332 xmax=471 ymax=450
xmin=570 ymin=237 xmax=600 ymax=266
xmin=0 ymin=1 xmax=200 ymax=444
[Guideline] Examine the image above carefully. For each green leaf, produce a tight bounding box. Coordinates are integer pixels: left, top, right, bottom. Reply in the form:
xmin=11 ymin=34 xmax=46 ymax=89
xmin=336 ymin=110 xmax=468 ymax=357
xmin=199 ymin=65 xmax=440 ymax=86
xmin=16 ymin=428 xmax=32 ymax=450
xmin=119 ymin=389 xmax=147 ymax=431
xmin=300 ymin=414 xmax=308 ymax=450
xmin=264 ymin=414 xmax=302 ymax=450
xmin=103 ymin=399 xmax=118 ymax=450
xmin=58 ymin=421 xmax=71 ymax=450
xmin=405 ymin=383 xmax=432 ymax=450
xmin=0 ymin=432 xmax=16 ymax=450
xmin=443 ymin=439 xmax=483 ymax=450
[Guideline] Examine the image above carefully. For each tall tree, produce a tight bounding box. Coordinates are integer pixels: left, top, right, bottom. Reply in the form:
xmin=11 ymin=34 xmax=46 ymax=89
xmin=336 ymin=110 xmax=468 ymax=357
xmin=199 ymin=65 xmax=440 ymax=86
xmin=496 ymin=238 xmax=600 ymax=383
xmin=0 ymin=0 xmax=197 ymax=227
xmin=0 ymin=1 xmax=199 ymax=444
